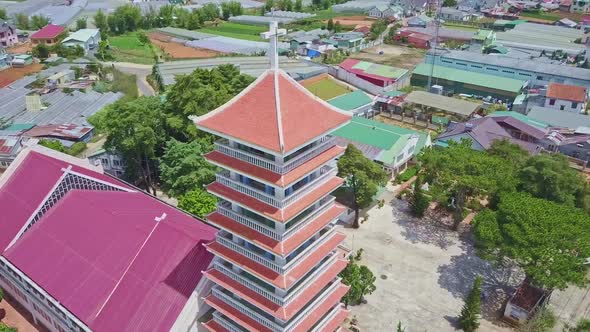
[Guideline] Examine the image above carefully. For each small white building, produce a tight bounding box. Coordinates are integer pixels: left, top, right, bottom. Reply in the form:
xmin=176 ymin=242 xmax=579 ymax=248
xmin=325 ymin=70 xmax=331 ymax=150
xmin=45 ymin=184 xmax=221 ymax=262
xmin=61 ymin=29 xmax=101 ymax=55
xmin=544 ymin=82 xmax=588 ymax=113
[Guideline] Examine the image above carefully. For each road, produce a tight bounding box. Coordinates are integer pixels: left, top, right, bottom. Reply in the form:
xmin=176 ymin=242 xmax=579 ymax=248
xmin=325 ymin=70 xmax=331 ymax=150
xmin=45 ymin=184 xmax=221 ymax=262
xmin=101 ymin=62 xmax=155 ymax=97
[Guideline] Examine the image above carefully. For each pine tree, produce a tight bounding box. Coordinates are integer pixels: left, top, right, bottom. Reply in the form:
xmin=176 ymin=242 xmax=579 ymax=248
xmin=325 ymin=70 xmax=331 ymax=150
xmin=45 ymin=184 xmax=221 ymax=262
xmin=459 ymin=276 xmax=482 ymax=332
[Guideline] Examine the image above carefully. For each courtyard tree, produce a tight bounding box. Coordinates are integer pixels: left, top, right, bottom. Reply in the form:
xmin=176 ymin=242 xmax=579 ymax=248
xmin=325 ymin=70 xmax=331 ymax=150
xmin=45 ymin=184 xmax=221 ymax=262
xmin=337 ymin=144 xmax=388 ymax=228
xmin=410 ymin=175 xmax=430 ymax=217
xmin=159 ymin=138 xmax=217 ymax=197
xmin=164 ymin=64 xmax=254 ymax=140
xmin=458 ymin=276 xmax=482 ymax=332
xmin=473 ymin=192 xmax=590 ymax=290
xmin=177 ymin=188 xmax=218 ymax=218
xmin=102 ymin=96 xmax=167 ymax=195
xmin=419 ymin=140 xmax=518 ymax=230
xmin=339 ymin=258 xmax=377 ymax=308
xmin=518 ymin=153 xmax=589 ymax=211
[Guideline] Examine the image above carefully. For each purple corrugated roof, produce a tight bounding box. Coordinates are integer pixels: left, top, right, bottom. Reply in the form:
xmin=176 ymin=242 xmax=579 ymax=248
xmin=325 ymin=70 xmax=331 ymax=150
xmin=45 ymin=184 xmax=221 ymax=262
xmin=0 ymin=150 xmax=127 ymax=251
xmin=4 ymin=189 xmax=215 ymax=332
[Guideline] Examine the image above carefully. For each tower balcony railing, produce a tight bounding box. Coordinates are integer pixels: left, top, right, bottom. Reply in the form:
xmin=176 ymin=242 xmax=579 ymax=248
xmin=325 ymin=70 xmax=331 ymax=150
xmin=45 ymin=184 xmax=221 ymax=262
xmin=215 ymin=166 xmax=338 ymax=209
xmin=213 ymin=261 xmax=283 ymax=305
xmin=214 ymin=136 xmax=335 ymax=175
xmin=216 ymin=232 xmax=282 ymax=273
xmin=213 ymin=312 xmax=244 ymax=332
xmin=216 ymin=201 xmax=281 ymax=240
xmin=212 ymin=287 xmax=284 ymax=331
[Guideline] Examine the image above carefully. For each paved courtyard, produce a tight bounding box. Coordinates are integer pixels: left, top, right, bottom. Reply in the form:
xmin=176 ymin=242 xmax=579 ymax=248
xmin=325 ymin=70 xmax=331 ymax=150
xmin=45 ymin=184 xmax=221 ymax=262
xmin=338 ymin=191 xmax=523 ymax=332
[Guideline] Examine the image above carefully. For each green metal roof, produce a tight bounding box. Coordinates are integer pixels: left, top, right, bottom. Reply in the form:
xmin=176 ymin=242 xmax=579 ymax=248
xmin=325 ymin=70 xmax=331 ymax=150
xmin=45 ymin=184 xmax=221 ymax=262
xmin=487 ymin=111 xmax=549 ymax=129
xmin=328 ymin=90 xmax=373 ymax=111
xmin=412 ymin=63 xmax=526 ymax=93
xmin=332 ymin=117 xmax=429 ymax=164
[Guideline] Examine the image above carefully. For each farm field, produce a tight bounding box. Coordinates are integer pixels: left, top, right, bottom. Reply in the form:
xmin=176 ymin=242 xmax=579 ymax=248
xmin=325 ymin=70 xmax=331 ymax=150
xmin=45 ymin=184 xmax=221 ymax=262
xmin=301 ymin=74 xmax=352 ymax=101
xmin=109 ymin=32 xmax=155 ymax=64
xmin=149 ymin=32 xmax=221 ymax=59
xmin=0 ymin=64 xmax=44 ymax=88
xmin=198 ymin=22 xmax=267 ymax=41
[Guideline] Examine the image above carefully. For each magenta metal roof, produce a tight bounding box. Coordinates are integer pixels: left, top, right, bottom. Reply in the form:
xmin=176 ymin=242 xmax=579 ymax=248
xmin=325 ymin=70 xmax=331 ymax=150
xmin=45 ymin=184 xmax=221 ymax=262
xmin=4 ymin=189 xmax=216 ymax=332
xmin=0 ymin=150 xmax=126 ymax=251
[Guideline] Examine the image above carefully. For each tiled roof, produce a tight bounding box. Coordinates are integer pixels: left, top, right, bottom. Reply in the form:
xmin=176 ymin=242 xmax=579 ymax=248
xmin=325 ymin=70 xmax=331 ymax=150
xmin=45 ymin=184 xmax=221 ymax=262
xmin=195 ymin=70 xmax=351 ymax=154
xmin=30 ymin=24 xmax=65 ymax=39
xmin=204 ymin=145 xmax=345 ymax=187
xmin=546 ymin=83 xmax=587 ymax=103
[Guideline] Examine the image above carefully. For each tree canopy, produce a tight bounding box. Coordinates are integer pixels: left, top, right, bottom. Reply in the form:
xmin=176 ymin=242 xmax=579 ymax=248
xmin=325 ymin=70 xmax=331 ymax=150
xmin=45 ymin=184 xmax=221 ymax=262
xmin=159 ymin=138 xmax=217 ymax=197
xmin=164 ymin=65 xmax=254 ymax=140
xmin=473 ymin=192 xmax=590 ymax=290
xmin=177 ymin=188 xmax=218 ymax=218
xmin=337 ymin=144 xmax=388 ymax=228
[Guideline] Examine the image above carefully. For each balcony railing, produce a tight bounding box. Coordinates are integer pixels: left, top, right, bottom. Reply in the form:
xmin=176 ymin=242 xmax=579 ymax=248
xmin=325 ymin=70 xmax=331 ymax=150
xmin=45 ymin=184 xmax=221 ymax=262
xmin=213 ymin=312 xmax=247 ymax=332
xmin=310 ymin=303 xmax=342 ymax=332
xmin=214 ymin=262 xmax=283 ymax=305
xmin=216 ymin=233 xmax=282 ymax=273
xmin=212 ymin=287 xmax=283 ymax=331
xmin=216 ymin=172 xmax=280 ymax=207
xmin=216 ymin=201 xmax=281 ymax=240
xmin=284 ymin=280 xmax=343 ymax=332
xmin=214 ymin=136 xmax=336 ymax=175
xmin=283 ymin=196 xmax=336 ymax=240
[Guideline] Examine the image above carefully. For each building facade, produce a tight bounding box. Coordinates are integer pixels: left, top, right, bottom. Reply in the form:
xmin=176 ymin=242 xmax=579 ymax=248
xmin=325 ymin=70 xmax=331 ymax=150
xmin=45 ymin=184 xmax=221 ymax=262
xmin=195 ymin=42 xmax=353 ymax=330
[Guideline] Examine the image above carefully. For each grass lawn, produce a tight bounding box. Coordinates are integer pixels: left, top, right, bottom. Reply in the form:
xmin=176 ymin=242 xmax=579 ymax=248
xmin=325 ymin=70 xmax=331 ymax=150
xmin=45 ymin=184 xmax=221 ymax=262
xmin=109 ymin=31 xmax=155 ymax=64
xmin=302 ymin=77 xmax=352 ymax=101
xmin=520 ymin=10 xmax=560 ymax=21
xmin=198 ymin=22 xmax=267 ymax=41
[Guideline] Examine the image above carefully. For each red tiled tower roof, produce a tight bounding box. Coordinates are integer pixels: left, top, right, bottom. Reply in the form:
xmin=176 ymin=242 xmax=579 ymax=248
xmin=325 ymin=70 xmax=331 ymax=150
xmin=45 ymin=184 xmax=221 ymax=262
xmin=195 ymin=70 xmax=351 ymax=154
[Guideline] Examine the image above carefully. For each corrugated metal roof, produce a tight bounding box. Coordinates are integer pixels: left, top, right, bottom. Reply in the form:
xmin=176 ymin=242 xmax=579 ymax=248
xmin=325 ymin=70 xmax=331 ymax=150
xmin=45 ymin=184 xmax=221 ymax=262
xmin=412 ymin=63 xmax=526 ymax=93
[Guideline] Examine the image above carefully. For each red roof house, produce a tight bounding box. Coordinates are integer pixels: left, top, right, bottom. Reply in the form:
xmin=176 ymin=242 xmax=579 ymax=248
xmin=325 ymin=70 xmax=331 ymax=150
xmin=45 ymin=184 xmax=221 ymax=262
xmin=30 ymin=24 xmax=65 ymax=45
xmin=0 ymin=145 xmax=216 ymax=332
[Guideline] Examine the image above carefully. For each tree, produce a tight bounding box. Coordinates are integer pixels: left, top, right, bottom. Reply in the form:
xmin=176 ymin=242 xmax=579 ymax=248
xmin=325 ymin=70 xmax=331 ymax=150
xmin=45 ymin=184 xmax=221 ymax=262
xmin=459 ymin=276 xmax=482 ymax=332
xmin=76 ymin=18 xmax=87 ymax=30
xmin=32 ymin=43 xmax=50 ymax=59
xmin=327 ymin=18 xmax=334 ymax=31
xmin=337 ymin=144 xmax=388 ymax=228
xmin=30 ymin=15 xmax=50 ymax=30
xmin=443 ymin=0 xmax=458 ymax=6
xmin=159 ymin=138 xmax=217 ymax=197
xmin=177 ymin=188 xmax=218 ymax=218
xmin=164 ymin=64 xmax=254 ymax=140
xmin=0 ymin=8 xmax=7 ymax=20
xmin=94 ymin=9 xmax=108 ymax=33
xmin=339 ymin=258 xmax=377 ymax=307
xmin=473 ymin=192 xmax=590 ymax=290
xmin=518 ymin=154 xmax=588 ymax=209
xmin=410 ymin=176 xmax=430 ymax=217
xmin=15 ymin=13 xmax=30 ymax=30
xmin=102 ymin=96 xmax=167 ymax=194
xmin=294 ymin=0 xmax=303 ymax=11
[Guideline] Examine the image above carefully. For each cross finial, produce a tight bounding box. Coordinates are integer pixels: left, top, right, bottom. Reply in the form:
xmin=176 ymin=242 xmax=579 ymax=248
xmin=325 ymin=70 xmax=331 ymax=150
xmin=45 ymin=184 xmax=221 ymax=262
xmin=261 ymin=21 xmax=286 ymax=71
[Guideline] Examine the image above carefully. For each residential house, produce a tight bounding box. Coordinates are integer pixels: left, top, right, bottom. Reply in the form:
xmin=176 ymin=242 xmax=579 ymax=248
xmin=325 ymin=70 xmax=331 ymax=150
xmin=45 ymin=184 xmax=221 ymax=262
xmin=61 ymin=29 xmax=100 ymax=55
xmin=327 ymin=90 xmax=375 ymax=117
xmin=332 ymin=116 xmax=431 ymax=175
xmin=0 ymin=22 xmax=17 ymax=48
xmin=544 ymin=83 xmax=587 ymax=113
xmin=0 ymin=145 xmax=217 ymax=332
xmin=30 ymin=24 xmax=65 ymax=46
xmin=407 ymin=15 xmax=434 ymax=28
xmin=87 ymin=149 xmax=126 ymax=178
xmin=23 ymin=124 xmax=94 ymax=147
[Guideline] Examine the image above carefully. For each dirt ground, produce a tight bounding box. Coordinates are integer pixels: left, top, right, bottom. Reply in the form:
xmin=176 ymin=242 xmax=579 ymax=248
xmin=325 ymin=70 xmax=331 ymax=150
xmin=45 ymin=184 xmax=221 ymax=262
xmin=0 ymin=297 xmax=49 ymax=332
xmin=149 ymin=32 xmax=221 ymax=59
xmin=349 ymin=44 xmax=426 ymax=70
xmin=323 ymin=16 xmax=377 ymax=27
xmin=0 ymin=64 xmax=44 ymax=88
xmin=7 ymin=42 xmax=32 ymax=54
